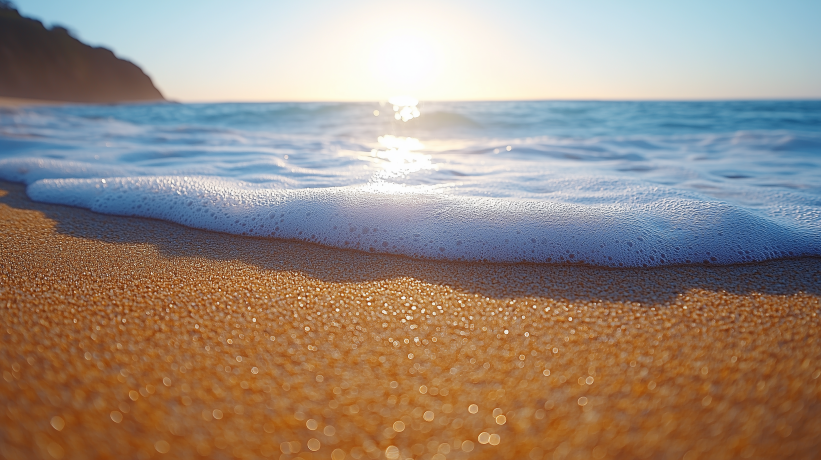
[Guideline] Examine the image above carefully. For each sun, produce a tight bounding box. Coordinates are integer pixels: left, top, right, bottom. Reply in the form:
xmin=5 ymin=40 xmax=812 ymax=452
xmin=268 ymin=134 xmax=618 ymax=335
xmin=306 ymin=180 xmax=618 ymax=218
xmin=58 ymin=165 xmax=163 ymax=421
xmin=372 ymin=33 xmax=438 ymax=91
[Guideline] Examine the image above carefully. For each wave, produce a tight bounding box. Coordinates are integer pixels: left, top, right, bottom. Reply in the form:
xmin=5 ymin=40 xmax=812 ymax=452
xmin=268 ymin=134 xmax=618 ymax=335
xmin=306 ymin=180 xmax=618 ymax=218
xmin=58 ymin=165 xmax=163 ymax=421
xmin=6 ymin=169 xmax=817 ymax=267
xmin=2 ymin=101 xmax=820 ymax=267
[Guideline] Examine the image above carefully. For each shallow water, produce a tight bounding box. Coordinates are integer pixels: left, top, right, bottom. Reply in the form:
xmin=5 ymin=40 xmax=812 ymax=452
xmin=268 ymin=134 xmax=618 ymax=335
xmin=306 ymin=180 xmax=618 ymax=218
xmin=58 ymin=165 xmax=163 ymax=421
xmin=1 ymin=100 xmax=820 ymax=266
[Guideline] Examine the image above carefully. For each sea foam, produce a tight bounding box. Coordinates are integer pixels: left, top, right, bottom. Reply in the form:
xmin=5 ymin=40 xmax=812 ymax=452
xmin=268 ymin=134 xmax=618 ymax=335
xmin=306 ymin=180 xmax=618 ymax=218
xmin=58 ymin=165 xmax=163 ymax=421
xmin=21 ymin=173 xmax=820 ymax=267
xmin=2 ymin=100 xmax=820 ymax=267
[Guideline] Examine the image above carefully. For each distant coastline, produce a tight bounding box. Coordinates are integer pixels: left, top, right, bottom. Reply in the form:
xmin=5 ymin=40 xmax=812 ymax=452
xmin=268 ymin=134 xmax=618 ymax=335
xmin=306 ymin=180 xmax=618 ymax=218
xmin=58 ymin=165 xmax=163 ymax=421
xmin=0 ymin=95 xmax=64 ymax=108
xmin=0 ymin=3 xmax=164 ymax=104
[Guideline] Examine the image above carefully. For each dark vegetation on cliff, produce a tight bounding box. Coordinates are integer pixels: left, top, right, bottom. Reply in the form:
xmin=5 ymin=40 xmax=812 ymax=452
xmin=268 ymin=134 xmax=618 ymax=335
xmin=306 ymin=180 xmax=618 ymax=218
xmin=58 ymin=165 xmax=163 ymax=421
xmin=0 ymin=1 xmax=164 ymax=103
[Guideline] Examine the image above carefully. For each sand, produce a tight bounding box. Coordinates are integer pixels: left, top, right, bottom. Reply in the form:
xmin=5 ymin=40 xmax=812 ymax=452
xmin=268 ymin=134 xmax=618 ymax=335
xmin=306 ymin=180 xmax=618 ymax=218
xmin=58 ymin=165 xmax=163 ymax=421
xmin=0 ymin=97 xmax=65 ymax=108
xmin=0 ymin=179 xmax=820 ymax=460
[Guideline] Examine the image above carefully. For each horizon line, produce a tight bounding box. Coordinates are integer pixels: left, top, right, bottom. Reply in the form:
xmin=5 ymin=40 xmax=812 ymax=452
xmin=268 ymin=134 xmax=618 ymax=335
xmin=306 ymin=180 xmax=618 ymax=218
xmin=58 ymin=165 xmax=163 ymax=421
xmin=168 ymin=97 xmax=821 ymax=104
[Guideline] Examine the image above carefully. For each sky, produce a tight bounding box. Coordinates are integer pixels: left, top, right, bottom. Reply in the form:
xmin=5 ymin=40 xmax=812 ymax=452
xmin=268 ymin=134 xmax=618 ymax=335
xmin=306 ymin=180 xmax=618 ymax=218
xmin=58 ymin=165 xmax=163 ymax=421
xmin=12 ymin=0 xmax=821 ymax=102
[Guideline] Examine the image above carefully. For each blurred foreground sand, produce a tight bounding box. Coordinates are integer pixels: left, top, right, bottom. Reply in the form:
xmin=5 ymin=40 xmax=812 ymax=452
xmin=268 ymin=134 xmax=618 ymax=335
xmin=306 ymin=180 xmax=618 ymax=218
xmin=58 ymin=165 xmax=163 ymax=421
xmin=1 ymin=180 xmax=820 ymax=460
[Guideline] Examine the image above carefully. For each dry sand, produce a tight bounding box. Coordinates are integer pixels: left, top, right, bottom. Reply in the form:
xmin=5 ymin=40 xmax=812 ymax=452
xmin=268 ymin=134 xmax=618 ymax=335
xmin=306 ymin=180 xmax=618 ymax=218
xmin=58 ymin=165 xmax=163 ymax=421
xmin=1 ymin=179 xmax=820 ymax=460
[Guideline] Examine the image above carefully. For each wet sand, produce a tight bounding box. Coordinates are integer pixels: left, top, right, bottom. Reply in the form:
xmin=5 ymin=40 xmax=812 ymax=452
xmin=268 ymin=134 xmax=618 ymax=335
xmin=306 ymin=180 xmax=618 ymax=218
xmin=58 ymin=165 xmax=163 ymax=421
xmin=1 ymin=179 xmax=820 ymax=460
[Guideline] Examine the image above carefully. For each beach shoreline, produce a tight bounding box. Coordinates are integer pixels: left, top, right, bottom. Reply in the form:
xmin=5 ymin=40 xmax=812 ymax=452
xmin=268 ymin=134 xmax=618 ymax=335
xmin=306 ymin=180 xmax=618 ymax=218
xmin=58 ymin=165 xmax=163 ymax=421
xmin=0 ymin=96 xmax=67 ymax=108
xmin=1 ymin=179 xmax=820 ymax=459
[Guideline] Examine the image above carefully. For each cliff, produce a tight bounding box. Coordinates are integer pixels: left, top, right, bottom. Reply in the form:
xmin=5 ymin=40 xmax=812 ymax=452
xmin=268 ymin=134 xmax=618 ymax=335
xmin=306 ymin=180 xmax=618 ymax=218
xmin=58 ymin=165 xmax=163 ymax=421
xmin=0 ymin=4 xmax=164 ymax=103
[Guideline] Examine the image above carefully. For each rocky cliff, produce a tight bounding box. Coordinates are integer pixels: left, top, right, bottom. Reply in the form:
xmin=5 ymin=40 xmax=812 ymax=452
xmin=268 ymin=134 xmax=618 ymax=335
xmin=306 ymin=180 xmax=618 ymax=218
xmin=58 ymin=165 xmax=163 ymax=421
xmin=0 ymin=4 xmax=164 ymax=103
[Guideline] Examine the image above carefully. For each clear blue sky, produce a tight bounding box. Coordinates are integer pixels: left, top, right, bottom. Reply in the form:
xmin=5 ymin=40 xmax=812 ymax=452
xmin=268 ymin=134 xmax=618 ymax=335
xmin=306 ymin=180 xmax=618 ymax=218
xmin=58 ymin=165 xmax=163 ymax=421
xmin=12 ymin=0 xmax=821 ymax=102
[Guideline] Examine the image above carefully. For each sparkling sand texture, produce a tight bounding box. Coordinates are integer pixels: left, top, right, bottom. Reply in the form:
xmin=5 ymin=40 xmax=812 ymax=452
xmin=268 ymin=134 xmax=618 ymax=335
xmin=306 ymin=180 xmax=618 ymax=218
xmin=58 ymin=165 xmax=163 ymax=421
xmin=1 ymin=180 xmax=820 ymax=460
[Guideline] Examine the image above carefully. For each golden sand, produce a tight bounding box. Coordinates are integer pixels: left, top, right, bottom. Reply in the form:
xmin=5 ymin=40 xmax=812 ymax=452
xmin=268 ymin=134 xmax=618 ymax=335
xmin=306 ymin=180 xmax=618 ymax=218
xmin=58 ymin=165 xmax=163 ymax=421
xmin=1 ymin=179 xmax=820 ymax=460
xmin=0 ymin=97 xmax=65 ymax=108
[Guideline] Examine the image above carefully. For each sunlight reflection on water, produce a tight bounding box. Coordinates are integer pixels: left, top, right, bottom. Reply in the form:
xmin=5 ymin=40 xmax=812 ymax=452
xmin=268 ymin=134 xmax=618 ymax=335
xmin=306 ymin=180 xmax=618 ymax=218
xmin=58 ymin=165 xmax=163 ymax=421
xmin=388 ymin=96 xmax=420 ymax=122
xmin=369 ymin=134 xmax=435 ymax=181
xmin=362 ymin=97 xmax=436 ymax=183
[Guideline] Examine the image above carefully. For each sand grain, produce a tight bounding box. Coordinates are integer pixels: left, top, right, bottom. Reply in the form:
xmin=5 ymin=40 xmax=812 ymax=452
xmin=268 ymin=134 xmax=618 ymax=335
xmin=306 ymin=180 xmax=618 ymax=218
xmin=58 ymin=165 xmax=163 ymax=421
xmin=1 ymin=180 xmax=820 ymax=460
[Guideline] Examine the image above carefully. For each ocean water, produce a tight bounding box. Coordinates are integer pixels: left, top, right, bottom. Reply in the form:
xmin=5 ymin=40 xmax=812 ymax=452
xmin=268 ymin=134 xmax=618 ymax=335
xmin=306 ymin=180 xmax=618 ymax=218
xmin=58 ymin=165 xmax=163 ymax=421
xmin=1 ymin=99 xmax=820 ymax=267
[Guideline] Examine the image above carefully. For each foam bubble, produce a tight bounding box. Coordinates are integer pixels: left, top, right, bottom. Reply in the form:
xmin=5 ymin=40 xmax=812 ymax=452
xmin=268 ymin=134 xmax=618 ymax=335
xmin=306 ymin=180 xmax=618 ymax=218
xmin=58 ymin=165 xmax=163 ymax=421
xmin=24 ymin=175 xmax=820 ymax=267
xmin=3 ymin=101 xmax=820 ymax=267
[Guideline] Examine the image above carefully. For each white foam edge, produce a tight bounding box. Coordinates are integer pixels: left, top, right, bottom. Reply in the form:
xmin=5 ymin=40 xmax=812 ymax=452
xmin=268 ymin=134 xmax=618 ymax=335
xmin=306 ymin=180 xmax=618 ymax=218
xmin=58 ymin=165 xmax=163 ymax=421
xmin=22 ymin=175 xmax=819 ymax=267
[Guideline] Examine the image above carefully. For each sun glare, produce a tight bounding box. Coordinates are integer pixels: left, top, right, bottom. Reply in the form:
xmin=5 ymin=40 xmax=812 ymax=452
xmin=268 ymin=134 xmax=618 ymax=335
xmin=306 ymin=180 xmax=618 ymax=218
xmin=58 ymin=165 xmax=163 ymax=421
xmin=388 ymin=96 xmax=420 ymax=121
xmin=372 ymin=34 xmax=438 ymax=91
xmin=360 ymin=135 xmax=435 ymax=182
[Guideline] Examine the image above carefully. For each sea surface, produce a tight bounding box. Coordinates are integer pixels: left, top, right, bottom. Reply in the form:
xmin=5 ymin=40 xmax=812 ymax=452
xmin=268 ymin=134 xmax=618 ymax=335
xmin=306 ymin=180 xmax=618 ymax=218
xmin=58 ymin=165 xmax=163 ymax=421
xmin=1 ymin=99 xmax=820 ymax=267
